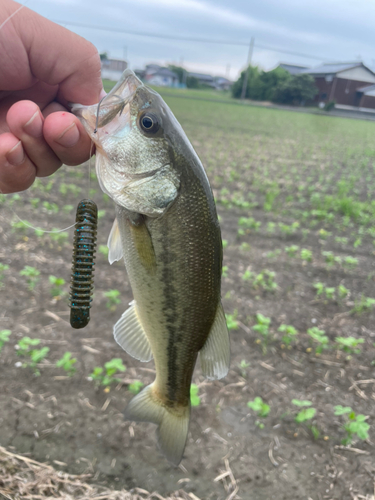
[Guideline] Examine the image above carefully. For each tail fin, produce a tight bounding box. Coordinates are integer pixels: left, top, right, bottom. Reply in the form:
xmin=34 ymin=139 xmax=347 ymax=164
xmin=124 ymin=384 xmax=190 ymax=466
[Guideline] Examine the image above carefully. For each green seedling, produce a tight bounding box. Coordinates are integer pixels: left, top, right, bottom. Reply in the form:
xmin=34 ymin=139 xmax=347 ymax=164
xmin=353 ymin=238 xmax=362 ymax=248
xmin=278 ymin=324 xmax=298 ymax=346
xmin=334 ymin=406 xmax=370 ymax=445
xmin=34 ymin=228 xmax=44 ymax=237
xmin=19 ymin=266 xmax=40 ymax=291
xmin=225 ymin=310 xmax=239 ymax=330
xmin=266 ymin=249 xmax=281 ymax=259
xmin=238 ymin=217 xmax=261 ymax=231
xmin=278 ymin=222 xmax=299 ymax=236
xmin=12 ymin=220 xmax=29 ymax=233
xmin=240 ymin=242 xmax=250 ymax=251
xmin=292 ymin=399 xmax=317 ymax=423
xmin=128 ymin=380 xmax=144 ymax=395
xmin=322 ymin=251 xmax=342 ymax=267
xmin=0 ymin=330 xmax=11 ymax=353
xmin=50 ymin=230 xmax=69 ymax=245
xmin=285 ymin=245 xmax=299 ymax=257
xmin=307 ymin=327 xmax=329 ymax=354
xmin=16 ymin=337 xmax=49 ymax=375
xmin=351 ymin=295 xmax=375 ymax=314
xmin=343 ymin=256 xmax=358 ymax=270
xmin=56 ymin=352 xmax=77 ymax=376
xmin=59 ymin=183 xmax=81 ymax=196
xmin=222 ymin=266 xmax=228 ymax=277
xmin=253 ymin=313 xmax=271 ymax=354
xmin=49 ymin=276 xmax=66 ymax=298
xmin=103 ymin=289 xmax=121 ymax=311
xmin=313 ymin=282 xmax=325 ymax=296
xmin=42 ymin=201 xmax=59 ymax=214
xmin=239 ymin=359 xmax=250 ymax=377
xmin=267 ymin=222 xmax=276 ymax=233
xmin=190 ymin=384 xmax=201 ymax=406
xmin=338 ymin=285 xmax=349 ymax=298
xmin=30 ymin=198 xmax=40 ymax=209
xmin=99 ymin=245 xmax=109 ymax=258
xmin=90 ymin=358 xmax=126 ymax=386
xmin=98 ymin=210 xmax=106 ymax=219
xmin=63 ymin=204 xmax=74 ymax=213
xmin=222 ymin=239 xmax=228 ymax=249
xmin=300 ymin=249 xmax=312 ymax=263
xmin=335 ymin=236 xmax=348 ymax=245
xmin=318 ymin=229 xmax=331 ymax=239
xmin=243 ymin=269 xmax=277 ymax=292
xmin=247 ymin=396 xmax=270 ymax=427
xmin=335 ymin=337 xmax=364 ymax=355
xmin=0 ymin=263 xmax=9 ymax=287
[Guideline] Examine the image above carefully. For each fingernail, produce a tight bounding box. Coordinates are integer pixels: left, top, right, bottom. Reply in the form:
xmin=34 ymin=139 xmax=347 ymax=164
xmin=23 ymin=110 xmax=43 ymax=138
xmin=5 ymin=141 xmax=25 ymax=166
xmin=56 ymin=123 xmax=80 ymax=148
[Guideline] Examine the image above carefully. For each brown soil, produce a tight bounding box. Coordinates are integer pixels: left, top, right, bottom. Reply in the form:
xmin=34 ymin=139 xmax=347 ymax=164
xmin=0 ymin=166 xmax=374 ymax=500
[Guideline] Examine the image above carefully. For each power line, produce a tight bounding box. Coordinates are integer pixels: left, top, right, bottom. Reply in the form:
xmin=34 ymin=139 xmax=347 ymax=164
xmin=52 ymin=19 xmax=327 ymax=61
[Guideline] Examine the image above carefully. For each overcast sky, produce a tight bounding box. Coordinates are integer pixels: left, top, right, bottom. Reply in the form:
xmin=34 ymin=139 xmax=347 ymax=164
xmin=26 ymin=0 xmax=375 ymax=80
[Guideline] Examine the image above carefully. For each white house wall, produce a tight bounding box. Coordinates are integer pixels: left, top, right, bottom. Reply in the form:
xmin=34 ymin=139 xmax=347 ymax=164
xmin=337 ymin=66 xmax=375 ymax=83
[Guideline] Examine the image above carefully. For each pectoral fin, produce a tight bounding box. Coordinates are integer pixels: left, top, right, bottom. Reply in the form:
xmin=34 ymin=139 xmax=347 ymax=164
xmin=114 ymin=301 xmax=153 ymax=362
xmin=107 ymin=218 xmax=123 ymax=264
xmin=199 ymin=303 xmax=230 ymax=380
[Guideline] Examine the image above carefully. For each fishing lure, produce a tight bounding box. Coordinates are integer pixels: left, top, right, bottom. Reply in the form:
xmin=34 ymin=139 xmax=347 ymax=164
xmin=69 ymin=199 xmax=98 ymax=329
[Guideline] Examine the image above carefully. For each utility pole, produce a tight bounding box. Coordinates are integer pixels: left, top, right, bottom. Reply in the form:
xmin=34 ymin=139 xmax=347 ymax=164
xmin=240 ymin=37 xmax=254 ymax=101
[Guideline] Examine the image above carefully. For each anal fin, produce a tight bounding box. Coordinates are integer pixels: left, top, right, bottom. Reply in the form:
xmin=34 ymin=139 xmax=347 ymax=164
xmin=199 ymin=302 xmax=230 ymax=380
xmin=114 ymin=301 xmax=153 ymax=362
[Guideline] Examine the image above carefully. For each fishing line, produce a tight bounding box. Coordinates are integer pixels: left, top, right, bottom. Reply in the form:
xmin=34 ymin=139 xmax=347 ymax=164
xmin=0 ymin=1 xmax=28 ymax=31
xmin=0 ymin=1 xmax=96 ymax=236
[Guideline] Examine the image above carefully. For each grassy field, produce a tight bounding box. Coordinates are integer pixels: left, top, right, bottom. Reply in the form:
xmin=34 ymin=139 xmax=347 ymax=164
xmin=1 ymin=91 xmax=375 ymax=500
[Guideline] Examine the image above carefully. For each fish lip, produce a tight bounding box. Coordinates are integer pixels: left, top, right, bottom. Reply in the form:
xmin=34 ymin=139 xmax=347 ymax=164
xmin=70 ymin=69 xmax=143 ymax=139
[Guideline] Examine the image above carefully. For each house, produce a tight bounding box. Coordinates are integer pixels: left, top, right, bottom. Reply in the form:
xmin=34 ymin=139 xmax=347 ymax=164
xmin=187 ymin=72 xmax=216 ymax=88
xmin=101 ymin=58 xmax=128 ymax=81
xmin=276 ymin=63 xmax=310 ymax=75
xmin=302 ymin=62 xmax=375 ymax=110
xmin=214 ymin=77 xmax=233 ymax=91
xmin=143 ymin=65 xmax=179 ymax=87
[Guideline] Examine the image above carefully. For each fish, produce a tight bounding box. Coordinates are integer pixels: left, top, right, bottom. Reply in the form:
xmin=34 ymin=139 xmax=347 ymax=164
xmin=71 ymin=69 xmax=230 ymax=465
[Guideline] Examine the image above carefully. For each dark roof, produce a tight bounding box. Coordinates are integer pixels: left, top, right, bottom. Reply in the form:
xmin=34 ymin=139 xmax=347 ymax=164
xmin=301 ymin=62 xmax=370 ymax=76
xmin=188 ymin=72 xmax=215 ymax=82
xmin=278 ymin=63 xmax=310 ymax=75
xmin=147 ymin=68 xmax=178 ymax=79
xmin=357 ymin=84 xmax=375 ymax=94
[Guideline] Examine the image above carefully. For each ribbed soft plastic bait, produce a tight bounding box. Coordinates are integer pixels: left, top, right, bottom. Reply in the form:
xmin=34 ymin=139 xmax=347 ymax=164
xmin=69 ymin=199 xmax=97 ymax=329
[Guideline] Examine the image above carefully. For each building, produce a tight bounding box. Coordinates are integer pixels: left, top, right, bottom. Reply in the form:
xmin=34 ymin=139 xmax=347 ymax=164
xmin=141 ymin=65 xmax=179 ymax=87
xmin=276 ymin=63 xmax=310 ymax=75
xmin=302 ymin=62 xmax=375 ymax=111
xmin=101 ymin=58 xmax=128 ymax=81
xmin=187 ymin=72 xmax=215 ymax=88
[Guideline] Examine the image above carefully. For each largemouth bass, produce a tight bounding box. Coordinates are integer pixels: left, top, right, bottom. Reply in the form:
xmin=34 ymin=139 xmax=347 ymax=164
xmin=72 ymin=70 xmax=230 ymax=465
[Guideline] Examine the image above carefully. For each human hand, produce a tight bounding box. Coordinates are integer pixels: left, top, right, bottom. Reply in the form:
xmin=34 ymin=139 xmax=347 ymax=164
xmin=0 ymin=0 xmax=104 ymax=193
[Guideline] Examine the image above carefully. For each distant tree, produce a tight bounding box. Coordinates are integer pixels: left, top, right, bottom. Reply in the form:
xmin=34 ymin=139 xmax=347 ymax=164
xmin=100 ymin=52 xmax=109 ymax=60
xmin=168 ymin=65 xmax=185 ymax=84
xmin=231 ymin=65 xmax=262 ymax=99
xmin=273 ymin=74 xmax=317 ymax=105
xmin=259 ymin=67 xmax=290 ymax=101
xmin=232 ymin=65 xmax=291 ymax=101
xmin=186 ymin=76 xmax=199 ymax=89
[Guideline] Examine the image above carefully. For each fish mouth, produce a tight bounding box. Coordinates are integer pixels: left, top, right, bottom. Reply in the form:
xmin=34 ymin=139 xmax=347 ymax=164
xmin=71 ymin=69 xmax=143 ymax=144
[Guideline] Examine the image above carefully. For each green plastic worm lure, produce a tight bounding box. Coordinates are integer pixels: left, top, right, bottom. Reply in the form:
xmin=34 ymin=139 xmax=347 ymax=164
xmin=69 ymin=199 xmax=98 ymax=329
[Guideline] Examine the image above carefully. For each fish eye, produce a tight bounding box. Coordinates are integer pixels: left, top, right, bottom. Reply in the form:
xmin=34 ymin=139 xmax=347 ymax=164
xmin=139 ymin=113 xmax=160 ymax=134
